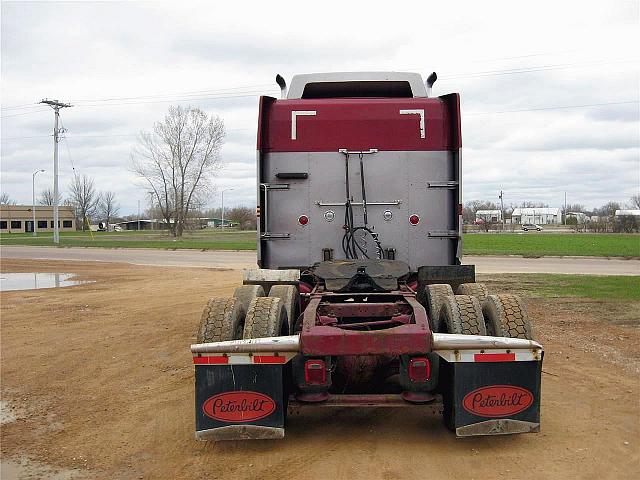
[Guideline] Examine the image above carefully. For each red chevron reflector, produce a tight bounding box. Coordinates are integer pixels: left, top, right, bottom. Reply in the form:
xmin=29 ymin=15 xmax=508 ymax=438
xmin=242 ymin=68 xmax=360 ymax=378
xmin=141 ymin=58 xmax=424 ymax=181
xmin=193 ymin=356 xmax=228 ymax=365
xmin=473 ymin=353 xmax=516 ymax=362
xmin=253 ymin=355 xmax=286 ymax=364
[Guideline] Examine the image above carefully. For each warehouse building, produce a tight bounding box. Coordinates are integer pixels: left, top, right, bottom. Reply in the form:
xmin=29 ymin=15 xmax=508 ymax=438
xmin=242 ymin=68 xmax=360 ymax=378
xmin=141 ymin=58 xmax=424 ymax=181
xmin=0 ymin=204 xmax=76 ymax=233
xmin=511 ymin=207 xmax=561 ymax=225
xmin=475 ymin=209 xmax=502 ymax=223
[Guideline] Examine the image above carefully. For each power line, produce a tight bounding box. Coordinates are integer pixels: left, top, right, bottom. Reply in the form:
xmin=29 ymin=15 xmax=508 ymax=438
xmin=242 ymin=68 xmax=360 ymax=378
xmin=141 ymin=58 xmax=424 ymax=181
xmin=59 ymin=119 xmax=77 ymax=177
xmin=74 ymin=91 xmax=278 ymax=108
xmin=1 ymin=127 xmax=252 ymax=141
xmin=1 ymin=108 xmax=51 ymax=118
xmin=71 ymin=83 xmax=275 ymax=103
xmin=440 ymin=59 xmax=636 ymax=80
xmin=466 ymin=99 xmax=639 ymax=116
xmin=0 ymin=102 xmax=41 ymax=111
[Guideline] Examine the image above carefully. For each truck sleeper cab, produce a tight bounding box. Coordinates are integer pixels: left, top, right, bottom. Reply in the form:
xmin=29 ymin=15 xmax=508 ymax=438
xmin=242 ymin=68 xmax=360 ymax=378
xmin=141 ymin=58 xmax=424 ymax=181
xmin=191 ymin=72 xmax=543 ymax=441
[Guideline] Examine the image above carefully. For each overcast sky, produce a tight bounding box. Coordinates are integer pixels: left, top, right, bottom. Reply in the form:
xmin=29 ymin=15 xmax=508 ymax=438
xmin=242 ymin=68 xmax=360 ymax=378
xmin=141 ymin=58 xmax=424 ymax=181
xmin=1 ymin=0 xmax=638 ymax=215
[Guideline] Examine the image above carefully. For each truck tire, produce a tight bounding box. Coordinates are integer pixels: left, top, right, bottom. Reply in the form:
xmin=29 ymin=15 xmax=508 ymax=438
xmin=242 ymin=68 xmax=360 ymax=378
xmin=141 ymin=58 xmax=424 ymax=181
xmin=197 ymin=297 xmax=244 ymax=343
xmin=423 ymin=284 xmax=454 ymax=332
xmin=243 ymin=297 xmax=288 ymax=339
xmin=482 ymin=294 xmax=533 ymax=339
xmin=438 ymin=295 xmax=487 ymax=336
xmin=268 ymin=285 xmax=299 ymax=334
xmin=233 ymin=285 xmax=265 ymax=316
xmin=456 ymin=283 xmax=489 ymax=303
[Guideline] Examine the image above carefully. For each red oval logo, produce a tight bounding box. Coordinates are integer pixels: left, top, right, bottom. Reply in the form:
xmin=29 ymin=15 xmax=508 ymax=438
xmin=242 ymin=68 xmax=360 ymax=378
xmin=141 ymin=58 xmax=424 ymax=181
xmin=463 ymin=385 xmax=533 ymax=418
xmin=202 ymin=391 xmax=276 ymax=423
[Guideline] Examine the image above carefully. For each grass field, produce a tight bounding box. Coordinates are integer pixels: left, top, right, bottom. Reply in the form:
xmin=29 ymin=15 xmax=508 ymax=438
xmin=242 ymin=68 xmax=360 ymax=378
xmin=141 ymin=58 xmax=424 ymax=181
xmin=521 ymin=274 xmax=640 ymax=301
xmin=0 ymin=229 xmax=256 ymax=250
xmin=463 ymin=233 xmax=639 ymax=258
xmin=1 ymin=230 xmax=639 ymax=258
xmin=479 ymin=273 xmax=640 ymax=326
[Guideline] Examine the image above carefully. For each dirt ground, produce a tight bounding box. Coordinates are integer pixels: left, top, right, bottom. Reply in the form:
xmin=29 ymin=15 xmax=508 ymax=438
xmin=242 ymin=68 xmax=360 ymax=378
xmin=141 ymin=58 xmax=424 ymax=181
xmin=1 ymin=259 xmax=638 ymax=479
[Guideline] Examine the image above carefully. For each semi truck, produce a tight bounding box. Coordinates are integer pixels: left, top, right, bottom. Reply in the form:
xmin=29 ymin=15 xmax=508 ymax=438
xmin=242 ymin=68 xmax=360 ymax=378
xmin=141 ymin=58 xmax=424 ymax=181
xmin=191 ymin=71 xmax=543 ymax=440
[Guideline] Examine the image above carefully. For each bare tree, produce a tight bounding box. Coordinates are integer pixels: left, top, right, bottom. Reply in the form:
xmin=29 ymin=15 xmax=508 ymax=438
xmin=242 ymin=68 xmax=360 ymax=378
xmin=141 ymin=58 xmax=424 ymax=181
xmin=226 ymin=206 xmax=257 ymax=230
xmin=131 ymin=106 xmax=225 ymax=237
xmin=98 ymin=191 xmax=120 ymax=225
xmin=38 ymin=188 xmax=62 ymax=206
xmin=629 ymin=194 xmax=640 ymax=209
xmin=0 ymin=192 xmax=15 ymax=205
xmin=595 ymin=201 xmax=621 ymax=218
xmin=69 ymin=175 xmax=100 ymax=230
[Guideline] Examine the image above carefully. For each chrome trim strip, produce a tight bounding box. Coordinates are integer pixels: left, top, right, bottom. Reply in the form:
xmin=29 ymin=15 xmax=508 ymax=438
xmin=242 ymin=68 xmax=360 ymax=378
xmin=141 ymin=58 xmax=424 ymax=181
xmin=432 ymin=333 xmax=543 ymax=351
xmin=191 ymin=335 xmax=301 ymax=354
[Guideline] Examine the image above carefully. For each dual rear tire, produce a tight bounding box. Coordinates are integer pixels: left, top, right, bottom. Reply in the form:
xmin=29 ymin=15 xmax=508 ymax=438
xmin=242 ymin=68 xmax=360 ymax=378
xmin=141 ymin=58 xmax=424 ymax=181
xmin=197 ymin=284 xmax=296 ymax=342
xmin=422 ymin=282 xmax=533 ymax=340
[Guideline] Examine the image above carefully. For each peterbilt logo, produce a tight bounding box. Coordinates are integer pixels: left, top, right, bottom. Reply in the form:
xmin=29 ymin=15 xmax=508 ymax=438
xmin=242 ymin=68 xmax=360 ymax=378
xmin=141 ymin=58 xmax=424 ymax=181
xmin=462 ymin=385 xmax=533 ymax=418
xmin=202 ymin=391 xmax=276 ymax=422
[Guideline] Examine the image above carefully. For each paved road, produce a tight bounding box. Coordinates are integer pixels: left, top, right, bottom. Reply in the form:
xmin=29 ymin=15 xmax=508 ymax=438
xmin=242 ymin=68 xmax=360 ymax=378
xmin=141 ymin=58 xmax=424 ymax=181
xmin=2 ymin=246 xmax=639 ymax=275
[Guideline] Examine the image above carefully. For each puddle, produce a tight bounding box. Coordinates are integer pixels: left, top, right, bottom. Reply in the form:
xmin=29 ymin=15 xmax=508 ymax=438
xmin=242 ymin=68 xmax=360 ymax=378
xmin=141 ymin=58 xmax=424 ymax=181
xmin=0 ymin=273 xmax=93 ymax=292
xmin=1 ymin=456 xmax=84 ymax=480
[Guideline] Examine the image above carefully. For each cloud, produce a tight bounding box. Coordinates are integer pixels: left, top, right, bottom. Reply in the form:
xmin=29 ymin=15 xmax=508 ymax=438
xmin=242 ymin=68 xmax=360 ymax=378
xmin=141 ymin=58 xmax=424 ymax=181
xmin=1 ymin=0 xmax=638 ymax=214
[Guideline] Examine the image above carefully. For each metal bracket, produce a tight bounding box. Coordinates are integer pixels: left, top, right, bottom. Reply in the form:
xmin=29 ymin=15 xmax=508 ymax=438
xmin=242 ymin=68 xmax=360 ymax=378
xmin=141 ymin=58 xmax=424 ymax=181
xmin=338 ymin=148 xmax=378 ymax=155
xmin=316 ymin=200 xmax=402 ymax=207
xmin=260 ymin=233 xmax=290 ymax=240
xmin=260 ymin=183 xmax=289 ymax=191
xmin=428 ymin=230 xmax=460 ymax=238
xmin=260 ymin=184 xmax=291 ymax=241
xmin=427 ymin=181 xmax=458 ymax=189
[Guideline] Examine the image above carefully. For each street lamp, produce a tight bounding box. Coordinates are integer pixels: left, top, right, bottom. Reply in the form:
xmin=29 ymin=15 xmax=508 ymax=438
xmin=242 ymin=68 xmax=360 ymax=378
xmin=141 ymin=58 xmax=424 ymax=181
xmin=32 ymin=169 xmax=45 ymax=237
xmin=221 ymin=188 xmax=234 ymax=230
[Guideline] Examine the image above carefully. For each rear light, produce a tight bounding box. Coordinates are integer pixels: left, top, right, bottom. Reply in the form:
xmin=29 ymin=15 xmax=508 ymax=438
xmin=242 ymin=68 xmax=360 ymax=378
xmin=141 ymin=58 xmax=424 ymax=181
xmin=409 ymin=214 xmax=420 ymax=225
xmin=304 ymin=359 xmax=326 ymax=385
xmin=408 ymin=357 xmax=430 ymax=382
xmin=298 ymin=215 xmax=309 ymax=226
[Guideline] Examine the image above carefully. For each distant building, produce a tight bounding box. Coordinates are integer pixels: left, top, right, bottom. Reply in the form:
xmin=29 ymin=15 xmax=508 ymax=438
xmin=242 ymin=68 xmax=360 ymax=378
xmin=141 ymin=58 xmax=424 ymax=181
xmin=114 ymin=219 xmax=168 ymax=231
xmin=512 ymin=207 xmax=561 ymax=225
xmin=0 ymin=204 xmax=76 ymax=233
xmin=206 ymin=218 xmax=237 ymax=228
xmin=475 ymin=210 xmax=502 ymax=223
xmin=615 ymin=209 xmax=640 ymax=217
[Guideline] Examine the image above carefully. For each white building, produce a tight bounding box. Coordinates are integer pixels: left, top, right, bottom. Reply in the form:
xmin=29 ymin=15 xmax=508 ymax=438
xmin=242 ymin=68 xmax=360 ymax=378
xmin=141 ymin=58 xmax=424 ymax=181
xmin=512 ymin=207 xmax=561 ymax=225
xmin=615 ymin=209 xmax=640 ymax=217
xmin=475 ymin=209 xmax=502 ymax=223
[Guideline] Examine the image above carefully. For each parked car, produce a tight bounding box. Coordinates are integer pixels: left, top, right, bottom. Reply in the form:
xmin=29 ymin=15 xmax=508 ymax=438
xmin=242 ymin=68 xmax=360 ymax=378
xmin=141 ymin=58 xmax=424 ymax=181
xmin=522 ymin=223 xmax=543 ymax=231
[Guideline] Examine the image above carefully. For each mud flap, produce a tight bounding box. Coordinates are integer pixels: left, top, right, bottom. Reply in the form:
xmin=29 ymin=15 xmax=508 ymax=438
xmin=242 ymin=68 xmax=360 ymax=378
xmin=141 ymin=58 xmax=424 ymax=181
xmin=440 ymin=357 xmax=542 ymax=437
xmin=195 ymin=363 xmax=288 ymax=441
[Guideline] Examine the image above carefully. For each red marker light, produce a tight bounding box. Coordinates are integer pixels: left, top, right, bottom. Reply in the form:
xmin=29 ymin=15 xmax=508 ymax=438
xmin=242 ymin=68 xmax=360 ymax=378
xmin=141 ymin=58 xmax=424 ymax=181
xmin=298 ymin=215 xmax=309 ymax=225
xmin=409 ymin=214 xmax=420 ymax=225
xmin=408 ymin=357 xmax=430 ymax=382
xmin=304 ymin=359 xmax=326 ymax=385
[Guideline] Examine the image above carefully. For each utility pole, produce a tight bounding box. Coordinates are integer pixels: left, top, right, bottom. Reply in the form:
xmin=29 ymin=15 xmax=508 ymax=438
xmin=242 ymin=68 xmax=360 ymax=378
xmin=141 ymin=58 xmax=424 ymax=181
xmin=137 ymin=200 xmax=141 ymax=231
xmin=499 ymin=190 xmax=505 ymax=231
xmin=564 ymin=191 xmax=567 ymax=225
xmin=32 ymin=169 xmax=45 ymax=236
xmin=221 ymin=188 xmax=233 ymax=230
xmin=40 ymin=99 xmax=72 ymax=244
